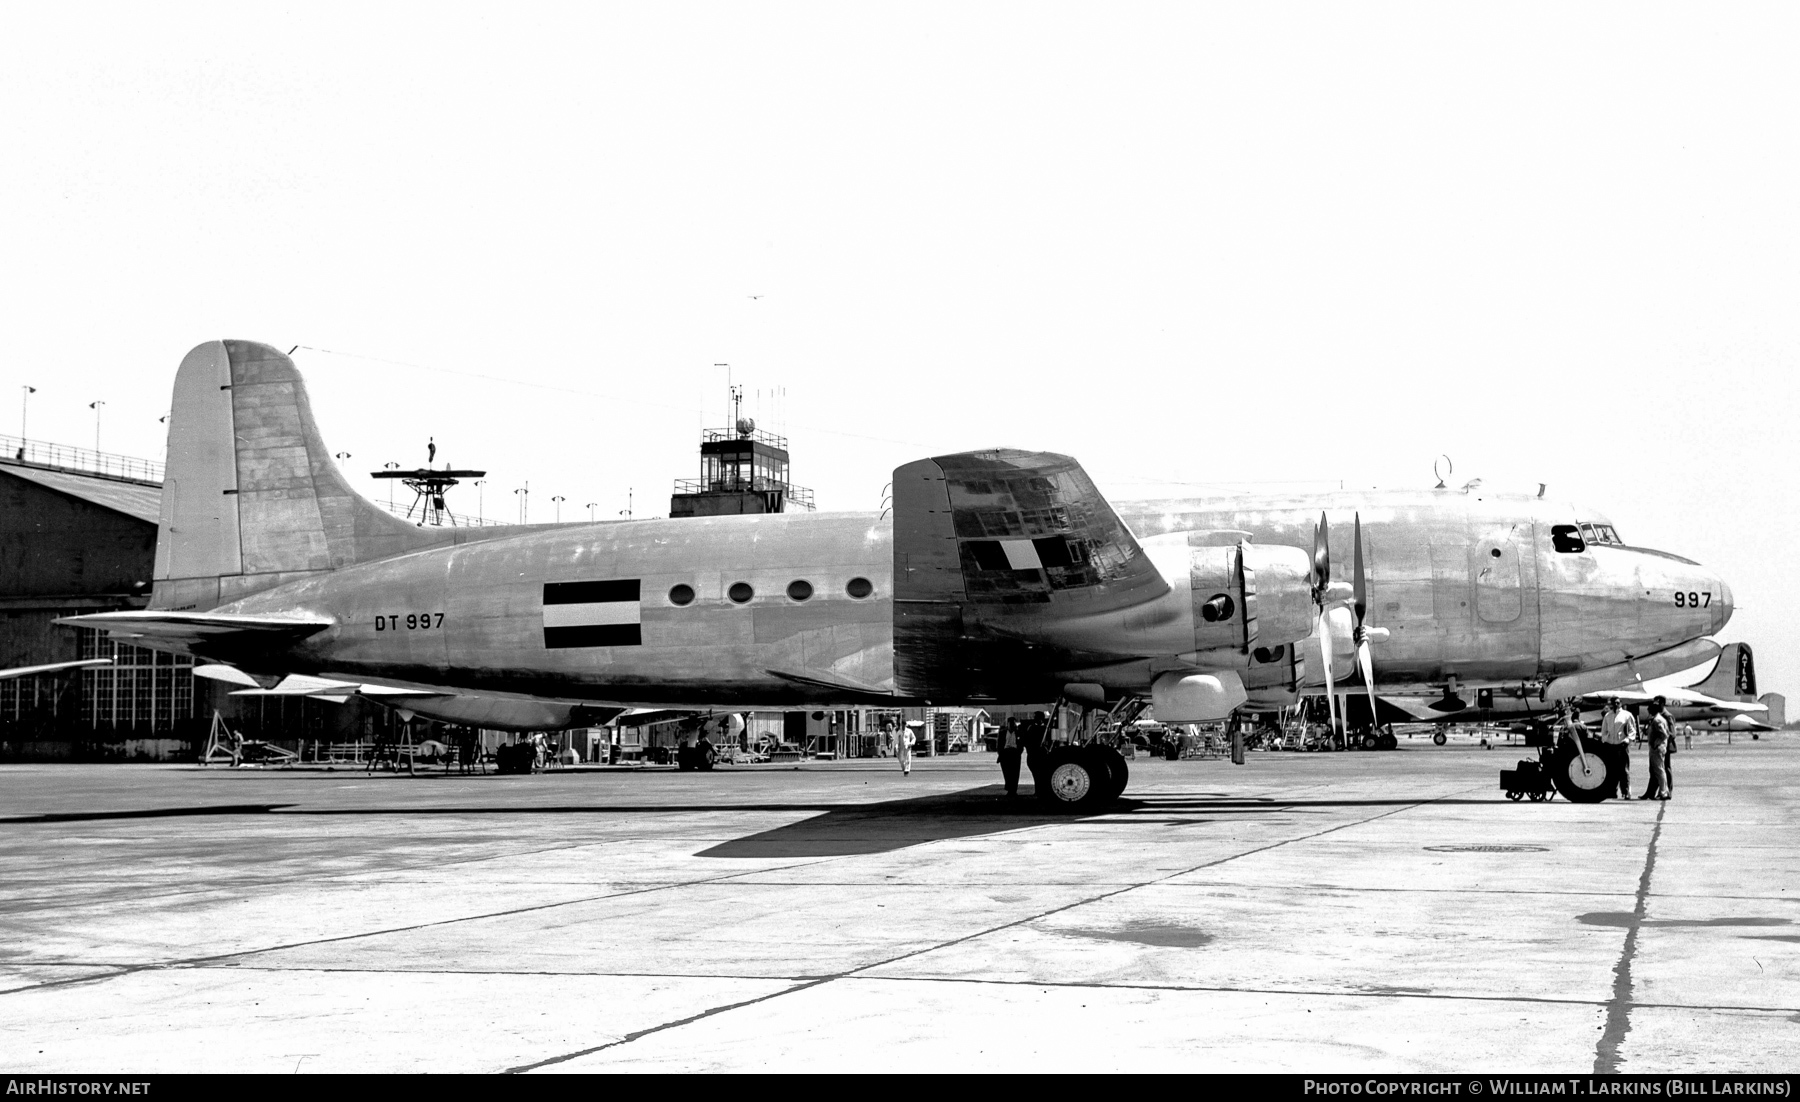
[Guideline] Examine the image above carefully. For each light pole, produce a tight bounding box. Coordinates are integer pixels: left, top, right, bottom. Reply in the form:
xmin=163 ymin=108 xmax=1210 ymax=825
xmin=334 ymin=451 xmax=352 ymax=467
xmin=88 ymin=400 xmax=104 ymax=453
xmin=586 ymin=502 xmax=598 ymax=523
xmin=382 ymin=462 xmax=399 ymax=508
xmin=475 ymin=479 xmax=486 ymax=522
xmin=515 ymin=482 xmax=529 ymax=524
xmin=551 ymin=495 xmax=565 ymax=522
xmin=620 ymin=487 xmax=633 ymax=519
xmin=20 ymin=385 xmax=34 ymax=442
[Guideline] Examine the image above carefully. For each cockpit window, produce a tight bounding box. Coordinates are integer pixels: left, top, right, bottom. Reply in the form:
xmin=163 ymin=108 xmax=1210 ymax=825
xmin=1551 ymin=524 xmax=1586 ymax=553
xmin=1574 ymin=522 xmax=1623 ymax=546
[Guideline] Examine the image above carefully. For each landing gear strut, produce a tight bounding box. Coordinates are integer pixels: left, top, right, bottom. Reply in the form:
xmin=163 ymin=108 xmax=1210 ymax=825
xmin=1032 ymin=699 xmax=1136 ymax=812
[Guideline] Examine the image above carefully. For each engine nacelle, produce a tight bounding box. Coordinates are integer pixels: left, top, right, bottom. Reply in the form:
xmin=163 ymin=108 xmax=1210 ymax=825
xmin=1184 ymin=536 xmax=1314 ymax=654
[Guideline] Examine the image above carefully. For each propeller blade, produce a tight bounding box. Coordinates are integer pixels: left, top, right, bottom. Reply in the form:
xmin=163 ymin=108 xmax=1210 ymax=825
xmin=1319 ymin=609 xmax=1337 ymax=738
xmin=1352 ymin=512 xmax=1367 ymax=628
xmin=1358 ymin=639 xmax=1380 ymax=736
xmin=1313 ymin=512 xmax=1331 ymax=590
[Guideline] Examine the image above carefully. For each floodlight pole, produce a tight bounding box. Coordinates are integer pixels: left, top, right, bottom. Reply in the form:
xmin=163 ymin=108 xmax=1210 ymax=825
xmin=382 ymin=462 xmax=399 ymax=508
xmin=20 ymin=385 xmax=35 ymax=442
xmin=586 ymin=502 xmax=597 ymax=522
xmin=551 ymin=495 xmax=565 ymax=522
xmin=88 ymin=400 xmax=104 ymax=453
xmin=515 ymin=482 xmax=529 ymax=524
xmin=475 ymin=479 xmax=486 ymax=522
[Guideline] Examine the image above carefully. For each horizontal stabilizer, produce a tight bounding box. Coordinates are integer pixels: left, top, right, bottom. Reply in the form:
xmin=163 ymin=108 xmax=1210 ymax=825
xmin=229 ymin=673 xmax=441 ymax=698
xmin=0 ymin=658 xmax=113 ymax=682
xmin=56 ymin=611 xmax=332 ymax=654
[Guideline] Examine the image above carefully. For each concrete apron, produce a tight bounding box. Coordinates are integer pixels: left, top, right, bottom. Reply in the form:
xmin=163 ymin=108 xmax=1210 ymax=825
xmin=0 ymin=739 xmax=1794 ymax=1072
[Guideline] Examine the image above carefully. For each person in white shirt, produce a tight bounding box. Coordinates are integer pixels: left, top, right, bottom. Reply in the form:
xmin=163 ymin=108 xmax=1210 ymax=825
xmin=1599 ymin=698 xmax=1638 ymax=800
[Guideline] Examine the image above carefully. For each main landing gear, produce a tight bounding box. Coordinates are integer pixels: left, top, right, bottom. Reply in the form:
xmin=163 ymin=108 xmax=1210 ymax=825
xmin=1038 ymin=743 xmax=1130 ymax=812
xmin=1029 ymin=698 xmax=1138 ymax=813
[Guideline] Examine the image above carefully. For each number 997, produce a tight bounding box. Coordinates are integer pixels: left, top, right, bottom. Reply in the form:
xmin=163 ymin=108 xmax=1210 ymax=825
xmin=1674 ymin=591 xmax=1710 ymax=608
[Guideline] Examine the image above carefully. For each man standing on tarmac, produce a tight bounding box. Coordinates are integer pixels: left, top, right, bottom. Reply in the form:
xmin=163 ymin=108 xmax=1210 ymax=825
xmin=996 ymin=717 xmax=1024 ymax=797
xmin=1641 ymin=697 xmax=1672 ymax=800
xmin=1022 ymin=711 xmax=1052 ymax=796
xmin=1600 ymin=698 xmax=1638 ymax=800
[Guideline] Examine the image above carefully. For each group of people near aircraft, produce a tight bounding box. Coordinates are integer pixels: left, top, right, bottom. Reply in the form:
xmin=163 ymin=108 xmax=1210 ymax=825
xmin=1560 ymin=696 xmax=1678 ymax=801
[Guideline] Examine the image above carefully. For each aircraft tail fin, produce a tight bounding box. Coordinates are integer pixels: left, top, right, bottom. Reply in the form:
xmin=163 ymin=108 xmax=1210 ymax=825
xmin=1760 ymin=692 xmax=1785 ymax=728
xmin=153 ymin=340 xmax=448 ymax=611
xmin=1691 ymin=642 xmax=1757 ymax=702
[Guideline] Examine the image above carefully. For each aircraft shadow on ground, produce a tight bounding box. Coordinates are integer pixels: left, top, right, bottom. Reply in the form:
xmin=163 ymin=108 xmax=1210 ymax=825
xmin=0 ymin=791 xmax=1495 ymax=858
xmin=695 ymin=790 xmax=1496 ymax=858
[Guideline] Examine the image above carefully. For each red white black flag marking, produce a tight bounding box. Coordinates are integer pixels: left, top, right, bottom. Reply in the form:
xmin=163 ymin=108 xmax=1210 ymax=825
xmin=543 ymin=580 xmax=641 ymax=648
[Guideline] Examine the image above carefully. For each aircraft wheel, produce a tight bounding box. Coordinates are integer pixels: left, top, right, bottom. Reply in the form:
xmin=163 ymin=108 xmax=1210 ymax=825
xmin=1507 ymin=790 xmax=1523 ymax=801
xmin=1378 ymin=732 xmax=1398 ymax=751
xmin=1361 ymin=732 xmax=1380 ymax=751
xmin=1529 ymin=790 xmax=1547 ymax=802
xmin=1086 ymin=744 xmax=1128 ymax=802
xmin=1038 ymin=748 xmax=1105 ymax=812
xmin=1550 ymin=742 xmax=1613 ymax=804
xmin=1433 ymin=732 xmax=1448 ymax=746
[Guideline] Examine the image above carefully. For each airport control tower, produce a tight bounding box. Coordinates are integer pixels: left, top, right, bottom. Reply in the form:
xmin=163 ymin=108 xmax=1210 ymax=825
xmin=669 ymin=386 xmax=814 ymax=518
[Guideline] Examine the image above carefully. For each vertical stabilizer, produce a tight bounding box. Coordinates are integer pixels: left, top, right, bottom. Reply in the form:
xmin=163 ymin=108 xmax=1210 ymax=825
xmin=152 ymin=340 xmax=447 ymax=611
xmin=1692 ymin=642 xmax=1756 ymax=702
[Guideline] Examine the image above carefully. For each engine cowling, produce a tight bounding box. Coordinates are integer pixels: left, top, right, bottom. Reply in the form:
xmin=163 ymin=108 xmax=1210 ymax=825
xmin=1183 ymin=536 xmax=1314 ymax=655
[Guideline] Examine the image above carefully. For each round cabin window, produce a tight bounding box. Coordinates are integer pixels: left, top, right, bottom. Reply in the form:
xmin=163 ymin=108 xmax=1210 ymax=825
xmin=668 ymin=584 xmax=695 ymax=607
xmin=728 ymin=582 xmax=755 ymax=604
xmin=787 ymin=580 xmax=814 ymax=602
xmin=846 ymin=577 xmax=874 ymax=599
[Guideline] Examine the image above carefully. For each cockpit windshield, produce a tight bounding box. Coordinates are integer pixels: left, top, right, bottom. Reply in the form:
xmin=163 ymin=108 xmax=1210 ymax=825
xmin=1552 ymin=521 xmax=1624 ymax=553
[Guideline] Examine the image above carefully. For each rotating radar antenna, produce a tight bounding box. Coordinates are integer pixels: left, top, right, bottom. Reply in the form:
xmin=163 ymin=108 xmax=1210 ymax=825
xmin=371 ymin=438 xmax=487 ymax=527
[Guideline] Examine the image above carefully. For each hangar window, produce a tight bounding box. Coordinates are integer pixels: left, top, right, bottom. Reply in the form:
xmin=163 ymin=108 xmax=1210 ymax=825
xmin=846 ymin=577 xmax=874 ymax=599
xmin=728 ymin=582 xmax=754 ymax=604
xmin=786 ymin=580 xmax=813 ymax=602
xmin=668 ymin=584 xmax=696 ymax=606
xmin=1550 ymin=525 xmax=1586 ymax=554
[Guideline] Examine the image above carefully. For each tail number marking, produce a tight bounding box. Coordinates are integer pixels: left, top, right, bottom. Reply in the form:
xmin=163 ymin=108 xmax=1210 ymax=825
xmin=1672 ymin=592 xmax=1711 ymax=608
xmin=376 ymin=613 xmax=444 ymax=631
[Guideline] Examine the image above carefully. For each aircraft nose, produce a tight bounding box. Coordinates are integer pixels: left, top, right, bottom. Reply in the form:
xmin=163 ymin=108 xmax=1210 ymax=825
xmin=1714 ymin=575 xmax=1734 ymax=633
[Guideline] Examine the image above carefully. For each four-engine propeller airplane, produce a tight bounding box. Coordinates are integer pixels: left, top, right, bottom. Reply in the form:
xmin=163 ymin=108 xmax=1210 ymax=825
xmin=59 ymin=340 xmax=1738 ymax=807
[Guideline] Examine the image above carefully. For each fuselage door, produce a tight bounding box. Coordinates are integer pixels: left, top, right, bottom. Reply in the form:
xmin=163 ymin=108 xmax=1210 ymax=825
xmin=1473 ymin=534 xmax=1523 ymax=623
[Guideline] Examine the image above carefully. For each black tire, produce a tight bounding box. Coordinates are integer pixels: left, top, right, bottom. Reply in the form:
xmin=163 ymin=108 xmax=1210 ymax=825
xmin=1378 ymin=731 xmax=1398 ymax=751
xmin=1037 ymin=747 xmax=1105 ymax=812
xmin=1550 ymin=741 xmax=1614 ymax=803
xmin=1433 ymin=732 xmax=1448 ymax=746
xmin=1086 ymin=745 xmax=1129 ymax=802
xmin=1361 ymin=732 xmax=1380 ymax=751
xmin=1507 ymin=790 xmax=1523 ymax=801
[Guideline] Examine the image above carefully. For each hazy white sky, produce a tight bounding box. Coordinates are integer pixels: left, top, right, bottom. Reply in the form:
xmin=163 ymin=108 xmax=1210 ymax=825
xmin=2 ymin=4 xmax=1795 ymax=696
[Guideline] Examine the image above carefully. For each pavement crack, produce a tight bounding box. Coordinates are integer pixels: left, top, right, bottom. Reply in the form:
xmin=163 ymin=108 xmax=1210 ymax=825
xmin=505 ymin=978 xmax=833 ymax=1072
xmin=1593 ymin=798 xmax=1666 ymax=1075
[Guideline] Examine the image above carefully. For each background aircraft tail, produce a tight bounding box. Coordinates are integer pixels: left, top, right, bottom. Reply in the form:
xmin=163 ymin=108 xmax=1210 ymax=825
xmin=1760 ymin=692 xmax=1785 ymax=728
xmin=152 ymin=340 xmax=449 ymax=611
xmin=1692 ymin=642 xmax=1756 ymax=701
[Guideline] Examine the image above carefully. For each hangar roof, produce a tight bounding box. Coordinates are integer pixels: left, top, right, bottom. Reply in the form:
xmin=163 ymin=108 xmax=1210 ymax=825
xmin=0 ymin=462 xmax=162 ymax=526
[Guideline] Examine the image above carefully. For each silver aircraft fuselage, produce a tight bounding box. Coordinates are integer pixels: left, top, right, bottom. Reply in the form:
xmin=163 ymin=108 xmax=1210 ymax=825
xmin=205 ymin=488 xmax=1728 ymax=708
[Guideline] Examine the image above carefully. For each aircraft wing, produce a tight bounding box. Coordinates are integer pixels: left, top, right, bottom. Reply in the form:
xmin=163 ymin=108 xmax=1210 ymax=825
xmin=0 ymin=658 xmax=113 ymax=681
xmin=1580 ymin=686 xmax=1766 ymax=713
xmin=56 ymin=611 xmax=332 ymax=652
